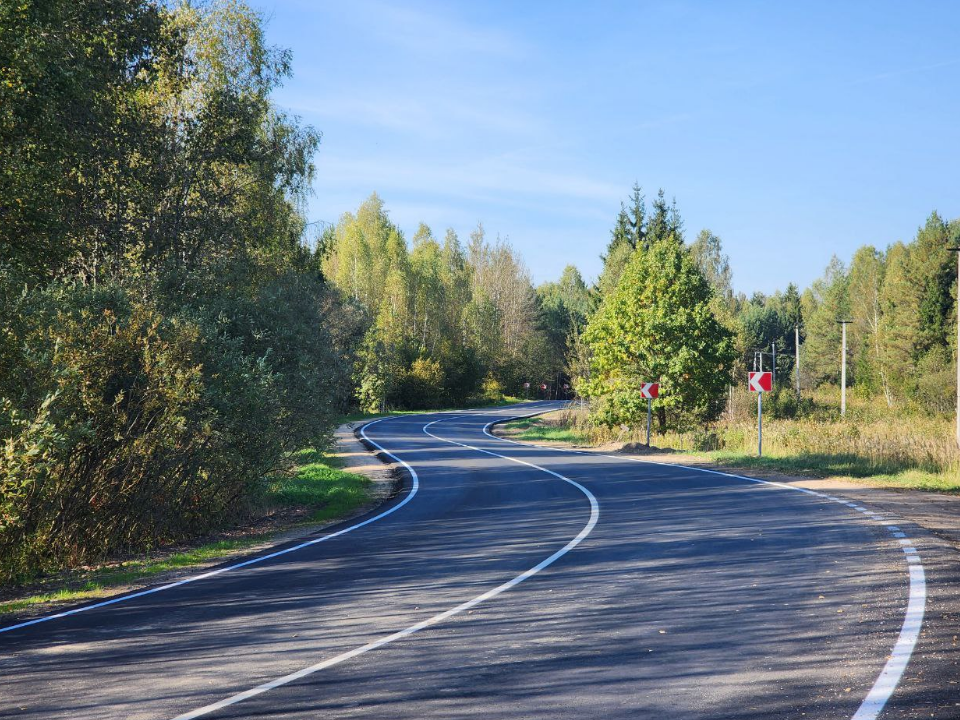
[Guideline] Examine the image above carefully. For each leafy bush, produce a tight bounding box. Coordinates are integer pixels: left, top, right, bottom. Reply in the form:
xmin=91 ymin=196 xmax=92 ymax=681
xmin=392 ymin=357 xmax=445 ymax=410
xmin=481 ymin=375 xmax=504 ymax=403
xmin=0 ymin=267 xmax=361 ymax=583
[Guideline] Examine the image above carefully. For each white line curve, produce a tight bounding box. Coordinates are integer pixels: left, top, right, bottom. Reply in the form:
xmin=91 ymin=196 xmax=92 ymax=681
xmin=0 ymin=416 xmax=418 ymax=636
xmin=481 ymin=409 xmax=926 ymax=720
xmin=169 ymin=413 xmax=599 ymax=720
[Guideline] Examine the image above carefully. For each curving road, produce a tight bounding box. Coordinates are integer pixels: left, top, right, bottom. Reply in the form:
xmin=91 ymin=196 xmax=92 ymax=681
xmin=0 ymin=403 xmax=956 ymax=719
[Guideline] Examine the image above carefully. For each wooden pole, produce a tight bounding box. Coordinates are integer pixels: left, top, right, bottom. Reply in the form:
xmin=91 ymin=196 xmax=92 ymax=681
xmin=841 ymin=323 xmax=847 ymax=416
xmin=837 ymin=319 xmax=852 ymax=417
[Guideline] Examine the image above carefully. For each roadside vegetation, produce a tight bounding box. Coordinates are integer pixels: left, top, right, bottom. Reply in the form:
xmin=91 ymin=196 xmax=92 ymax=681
xmin=522 ymin=185 xmax=959 ymax=492
xmin=0 ymin=0 xmax=561 ymax=589
xmin=503 ymin=389 xmax=960 ymax=492
xmin=0 ymin=450 xmax=370 ymax=617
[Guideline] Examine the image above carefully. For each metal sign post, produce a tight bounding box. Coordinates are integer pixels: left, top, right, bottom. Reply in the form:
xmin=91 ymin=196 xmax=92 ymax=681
xmin=758 ymin=392 xmax=763 ymax=456
xmin=647 ymin=398 xmax=652 ymax=447
xmin=639 ymin=382 xmax=659 ymax=448
xmin=748 ymin=371 xmax=772 ymax=457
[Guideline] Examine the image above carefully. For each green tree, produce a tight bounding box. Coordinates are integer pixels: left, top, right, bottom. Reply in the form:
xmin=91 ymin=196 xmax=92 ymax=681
xmin=0 ymin=0 xmax=168 ymax=279
xmin=847 ymin=245 xmax=889 ymax=401
xmin=596 ymin=204 xmax=633 ymax=298
xmin=582 ymin=239 xmax=735 ymax=430
xmin=800 ymin=256 xmax=849 ymax=387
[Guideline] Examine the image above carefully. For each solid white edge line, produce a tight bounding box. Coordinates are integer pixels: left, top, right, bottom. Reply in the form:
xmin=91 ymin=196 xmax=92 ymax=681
xmin=480 ymin=410 xmax=926 ymax=720
xmin=0 ymin=416 xmax=419 ymax=636
xmin=169 ymin=411 xmax=599 ymax=720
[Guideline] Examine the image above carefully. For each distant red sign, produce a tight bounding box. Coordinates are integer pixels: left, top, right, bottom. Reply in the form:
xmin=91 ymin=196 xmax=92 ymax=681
xmin=540 ymin=383 xmax=547 ymax=390
xmin=748 ymin=372 xmax=773 ymax=393
xmin=639 ymin=382 xmax=659 ymax=399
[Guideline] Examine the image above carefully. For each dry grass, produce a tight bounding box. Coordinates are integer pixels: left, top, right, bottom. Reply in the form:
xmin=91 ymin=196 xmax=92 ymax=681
xmin=513 ymin=392 xmax=960 ymax=491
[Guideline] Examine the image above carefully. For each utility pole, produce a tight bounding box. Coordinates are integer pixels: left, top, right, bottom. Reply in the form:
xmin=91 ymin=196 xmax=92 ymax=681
xmin=795 ymin=325 xmax=801 ymax=397
xmin=772 ymin=341 xmax=777 ymax=387
xmin=837 ymin=319 xmax=852 ymax=417
xmin=949 ymin=247 xmax=960 ymax=449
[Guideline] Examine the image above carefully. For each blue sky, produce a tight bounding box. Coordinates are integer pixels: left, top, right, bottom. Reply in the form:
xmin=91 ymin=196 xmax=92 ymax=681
xmin=259 ymin=1 xmax=959 ymax=295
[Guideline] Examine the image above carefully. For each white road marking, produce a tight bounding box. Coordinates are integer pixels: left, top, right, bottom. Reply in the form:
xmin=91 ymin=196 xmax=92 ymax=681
xmin=481 ymin=408 xmax=926 ymax=720
xmin=852 ymin=564 xmax=926 ymax=719
xmin=0 ymin=416 xmax=419 ymax=636
xmin=169 ymin=413 xmax=599 ymax=720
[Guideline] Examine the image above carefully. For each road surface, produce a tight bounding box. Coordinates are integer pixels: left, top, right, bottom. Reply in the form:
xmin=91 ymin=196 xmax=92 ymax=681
xmin=1 ymin=403 xmax=957 ymax=719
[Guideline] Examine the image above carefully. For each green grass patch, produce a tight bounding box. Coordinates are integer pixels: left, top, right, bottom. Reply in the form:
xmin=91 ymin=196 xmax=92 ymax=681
xmin=266 ymin=448 xmax=372 ymax=523
xmin=0 ymin=537 xmax=265 ymax=617
xmin=702 ymin=450 xmax=960 ymax=493
xmin=502 ymin=417 xmax=589 ymax=445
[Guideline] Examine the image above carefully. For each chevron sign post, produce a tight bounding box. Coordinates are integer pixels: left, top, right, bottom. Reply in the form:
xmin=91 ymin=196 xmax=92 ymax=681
xmin=640 ymin=382 xmax=659 ymax=447
xmin=748 ymin=372 xmax=773 ymax=456
xmin=639 ymin=382 xmax=659 ymax=399
xmin=748 ymin=372 xmax=772 ymax=393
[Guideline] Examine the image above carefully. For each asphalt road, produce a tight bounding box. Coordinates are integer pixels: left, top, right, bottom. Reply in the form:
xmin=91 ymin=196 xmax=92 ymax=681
xmin=1 ymin=403 xmax=958 ymax=719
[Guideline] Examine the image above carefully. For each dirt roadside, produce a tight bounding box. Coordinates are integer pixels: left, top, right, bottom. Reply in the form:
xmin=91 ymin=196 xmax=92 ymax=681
xmin=334 ymin=419 xmax=403 ymax=504
xmin=493 ymin=423 xmax=960 ymax=553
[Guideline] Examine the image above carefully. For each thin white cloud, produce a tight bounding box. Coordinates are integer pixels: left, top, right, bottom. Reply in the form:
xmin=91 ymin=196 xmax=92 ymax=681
xmin=347 ymin=0 xmax=526 ymax=60
xmin=314 ymin=152 xmax=622 ymax=208
xmin=847 ymin=57 xmax=960 ymax=86
xmin=283 ymin=90 xmax=541 ymax=139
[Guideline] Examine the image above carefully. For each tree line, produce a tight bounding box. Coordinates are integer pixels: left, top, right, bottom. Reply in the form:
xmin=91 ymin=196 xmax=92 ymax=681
xmin=0 ymin=0 xmax=581 ymax=582
xmin=575 ymin=184 xmax=959 ymax=431
xmin=0 ymin=0 xmax=364 ymax=581
xmin=316 ymin=194 xmax=579 ymax=411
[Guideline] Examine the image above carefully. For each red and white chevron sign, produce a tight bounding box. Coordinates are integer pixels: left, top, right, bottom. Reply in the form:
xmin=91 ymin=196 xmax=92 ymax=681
xmin=639 ymin=382 xmax=659 ymax=399
xmin=748 ymin=371 xmax=773 ymax=393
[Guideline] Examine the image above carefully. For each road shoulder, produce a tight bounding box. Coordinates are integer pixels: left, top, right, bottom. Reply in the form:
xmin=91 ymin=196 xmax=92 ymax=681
xmin=0 ymin=419 xmax=397 ymax=622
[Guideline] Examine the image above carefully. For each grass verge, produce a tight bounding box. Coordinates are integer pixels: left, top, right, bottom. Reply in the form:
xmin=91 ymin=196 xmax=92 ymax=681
xmin=0 ymin=450 xmax=373 ymax=619
xmin=700 ymin=451 xmax=960 ymax=492
xmin=266 ymin=448 xmax=372 ymax=523
xmin=500 ymin=414 xmax=960 ymax=493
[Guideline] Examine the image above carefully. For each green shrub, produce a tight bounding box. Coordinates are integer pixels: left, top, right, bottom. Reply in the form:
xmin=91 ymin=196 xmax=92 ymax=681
xmin=481 ymin=375 xmax=504 ymax=403
xmin=392 ymin=357 xmax=445 ymax=410
xmin=0 ymin=266 xmax=362 ymax=584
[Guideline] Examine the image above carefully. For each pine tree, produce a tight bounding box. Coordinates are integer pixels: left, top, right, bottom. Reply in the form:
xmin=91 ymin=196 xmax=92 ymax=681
xmin=878 ymin=242 xmax=920 ymax=399
xmin=801 ymin=256 xmax=849 ymax=387
xmin=596 ymin=204 xmax=633 ymax=296
xmin=627 ymin=183 xmax=646 ymax=250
